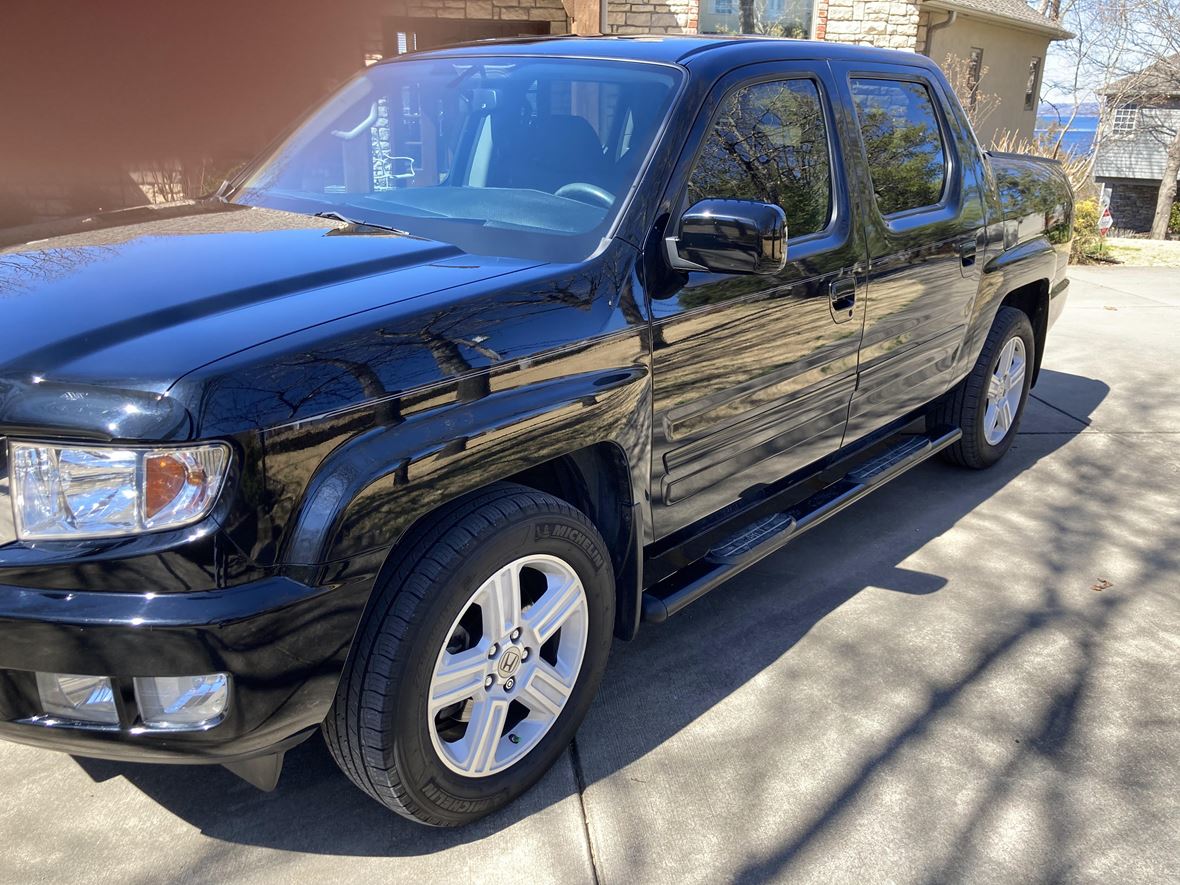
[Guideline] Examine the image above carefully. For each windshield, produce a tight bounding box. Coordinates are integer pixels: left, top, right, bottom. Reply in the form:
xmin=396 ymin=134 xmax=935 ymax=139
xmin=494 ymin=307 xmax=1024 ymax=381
xmin=232 ymin=56 xmax=681 ymax=262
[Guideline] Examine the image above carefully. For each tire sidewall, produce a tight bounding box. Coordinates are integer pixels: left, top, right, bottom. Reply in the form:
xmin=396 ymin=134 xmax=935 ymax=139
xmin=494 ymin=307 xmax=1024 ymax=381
xmin=383 ymin=507 xmax=613 ymax=821
xmin=970 ymin=310 xmax=1036 ymax=466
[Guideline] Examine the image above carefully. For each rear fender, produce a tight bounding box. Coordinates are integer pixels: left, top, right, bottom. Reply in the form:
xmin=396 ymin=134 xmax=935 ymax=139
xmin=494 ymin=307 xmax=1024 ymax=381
xmin=952 ymin=236 xmax=1057 ymax=383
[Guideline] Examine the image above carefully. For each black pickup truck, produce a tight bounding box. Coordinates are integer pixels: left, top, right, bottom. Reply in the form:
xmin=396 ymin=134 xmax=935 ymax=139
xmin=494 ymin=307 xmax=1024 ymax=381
xmin=0 ymin=35 xmax=1071 ymax=826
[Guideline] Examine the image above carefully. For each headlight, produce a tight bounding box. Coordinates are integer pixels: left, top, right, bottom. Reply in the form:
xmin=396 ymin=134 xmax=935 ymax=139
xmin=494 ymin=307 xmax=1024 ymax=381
xmin=9 ymin=441 xmax=230 ymax=540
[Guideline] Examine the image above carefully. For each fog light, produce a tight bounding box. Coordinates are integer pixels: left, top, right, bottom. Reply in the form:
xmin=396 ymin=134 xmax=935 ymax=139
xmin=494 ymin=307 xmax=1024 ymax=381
xmin=35 ymin=673 xmax=118 ymax=725
xmin=134 ymin=674 xmax=229 ymax=730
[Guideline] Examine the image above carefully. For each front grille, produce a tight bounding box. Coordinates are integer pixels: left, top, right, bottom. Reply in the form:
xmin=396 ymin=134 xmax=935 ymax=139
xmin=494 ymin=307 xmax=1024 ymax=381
xmin=0 ymin=439 xmax=14 ymax=547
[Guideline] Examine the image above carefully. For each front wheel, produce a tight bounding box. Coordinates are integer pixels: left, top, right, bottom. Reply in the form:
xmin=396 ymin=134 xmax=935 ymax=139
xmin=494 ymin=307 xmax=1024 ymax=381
xmin=932 ymin=306 xmax=1036 ymax=469
xmin=323 ymin=483 xmax=614 ymax=826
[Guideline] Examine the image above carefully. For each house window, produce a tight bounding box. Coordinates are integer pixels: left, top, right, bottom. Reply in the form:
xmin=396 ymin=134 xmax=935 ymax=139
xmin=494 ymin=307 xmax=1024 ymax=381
xmin=712 ymin=0 xmax=787 ymax=12
xmin=1025 ymin=57 xmax=1042 ymax=111
xmin=968 ymin=47 xmax=984 ymax=109
xmin=701 ymin=0 xmax=814 ymax=37
xmin=1111 ymin=106 xmax=1138 ymax=136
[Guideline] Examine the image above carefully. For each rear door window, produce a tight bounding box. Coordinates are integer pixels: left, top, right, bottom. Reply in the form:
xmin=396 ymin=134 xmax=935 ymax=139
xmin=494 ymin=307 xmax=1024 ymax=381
xmin=849 ymin=78 xmax=947 ymax=216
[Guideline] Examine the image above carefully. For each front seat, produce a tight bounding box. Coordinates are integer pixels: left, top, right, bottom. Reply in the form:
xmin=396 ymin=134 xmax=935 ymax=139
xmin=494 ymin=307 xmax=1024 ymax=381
xmin=507 ymin=114 xmax=608 ymax=194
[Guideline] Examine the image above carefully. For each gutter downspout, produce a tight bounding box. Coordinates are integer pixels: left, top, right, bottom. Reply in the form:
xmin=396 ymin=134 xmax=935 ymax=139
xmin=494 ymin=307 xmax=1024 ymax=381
xmin=601 ymin=0 xmax=609 ymax=35
xmin=923 ymin=10 xmax=957 ymax=56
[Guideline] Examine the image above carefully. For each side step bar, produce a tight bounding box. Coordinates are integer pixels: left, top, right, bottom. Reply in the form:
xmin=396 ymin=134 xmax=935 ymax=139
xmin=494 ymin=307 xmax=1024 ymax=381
xmin=641 ymin=428 xmax=961 ymax=623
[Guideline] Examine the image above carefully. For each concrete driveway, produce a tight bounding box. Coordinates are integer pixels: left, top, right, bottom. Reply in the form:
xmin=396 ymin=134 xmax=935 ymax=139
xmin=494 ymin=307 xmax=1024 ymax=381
xmin=3 ymin=266 xmax=1177 ymax=884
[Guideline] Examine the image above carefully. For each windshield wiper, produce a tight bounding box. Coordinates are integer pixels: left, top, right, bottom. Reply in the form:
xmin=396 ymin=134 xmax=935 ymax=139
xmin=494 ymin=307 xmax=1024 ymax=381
xmin=314 ymin=210 xmax=411 ymax=236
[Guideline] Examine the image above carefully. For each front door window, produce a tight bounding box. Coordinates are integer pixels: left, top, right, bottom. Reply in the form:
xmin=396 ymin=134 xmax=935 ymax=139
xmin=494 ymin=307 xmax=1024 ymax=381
xmin=687 ymin=78 xmax=832 ymax=239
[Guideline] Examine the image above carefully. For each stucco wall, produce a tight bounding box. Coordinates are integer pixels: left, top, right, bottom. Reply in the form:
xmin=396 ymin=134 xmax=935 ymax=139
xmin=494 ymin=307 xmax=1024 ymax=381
xmin=924 ymin=13 xmax=1051 ymax=145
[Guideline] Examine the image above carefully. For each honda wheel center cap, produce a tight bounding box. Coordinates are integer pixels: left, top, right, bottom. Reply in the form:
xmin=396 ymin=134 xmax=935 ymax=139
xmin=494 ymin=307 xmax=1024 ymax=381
xmin=496 ymin=646 xmax=523 ymax=679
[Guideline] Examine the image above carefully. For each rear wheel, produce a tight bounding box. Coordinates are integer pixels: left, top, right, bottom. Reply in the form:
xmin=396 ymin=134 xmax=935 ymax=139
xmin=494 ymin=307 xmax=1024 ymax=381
xmin=323 ymin=483 xmax=614 ymax=826
xmin=932 ymin=306 xmax=1035 ymax=469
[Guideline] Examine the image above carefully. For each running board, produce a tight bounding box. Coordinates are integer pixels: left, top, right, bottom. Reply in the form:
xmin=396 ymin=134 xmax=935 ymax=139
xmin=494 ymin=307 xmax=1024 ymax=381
xmin=641 ymin=428 xmax=961 ymax=623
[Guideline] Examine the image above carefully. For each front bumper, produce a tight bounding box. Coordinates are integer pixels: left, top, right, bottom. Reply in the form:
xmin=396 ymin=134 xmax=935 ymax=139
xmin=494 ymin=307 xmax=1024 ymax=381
xmin=0 ymin=573 xmax=371 ymax=764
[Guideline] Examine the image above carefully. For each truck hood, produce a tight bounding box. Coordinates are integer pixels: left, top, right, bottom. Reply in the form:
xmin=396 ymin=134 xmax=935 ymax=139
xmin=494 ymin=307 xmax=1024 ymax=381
xmin=0 ymin=201 xmax=542 ymax=437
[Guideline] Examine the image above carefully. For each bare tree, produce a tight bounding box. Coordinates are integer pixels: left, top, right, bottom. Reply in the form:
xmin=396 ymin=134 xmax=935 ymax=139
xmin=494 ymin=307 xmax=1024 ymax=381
xmin=732 ymin=1 xmax=809 ymax=38
xmin=941 ymin=52 xmax=1002 ymax=134
xmin=740 ymin=0 xmax=757 ymax=34
xmin=1038 ymin=0 xmax=1064 ymax=19
xmin=1037 ymin=0 xmax=1102 ymax=159
xmin=1091 ymin=0 xmax=1180 ymax=238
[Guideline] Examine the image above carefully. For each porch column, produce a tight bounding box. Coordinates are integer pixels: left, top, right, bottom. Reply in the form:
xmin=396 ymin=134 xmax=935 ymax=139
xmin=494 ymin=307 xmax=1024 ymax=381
xmin=567 ymin=0 xmax=608 ymax=34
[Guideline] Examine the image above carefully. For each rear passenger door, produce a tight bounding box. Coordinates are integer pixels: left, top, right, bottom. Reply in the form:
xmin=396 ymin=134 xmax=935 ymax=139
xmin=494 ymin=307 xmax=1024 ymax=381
xmin=646 ymin=62 xmax=868 ymax=539
xmin=829 ymin=63 xmax=987 ymax=443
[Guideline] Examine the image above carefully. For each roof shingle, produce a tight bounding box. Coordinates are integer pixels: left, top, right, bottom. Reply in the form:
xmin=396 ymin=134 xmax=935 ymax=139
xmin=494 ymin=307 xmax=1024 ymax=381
xmin=1101 ymin=53 xmax=1180 ymax=97
xmin=924 ymin=0 xmax=1074 ymax=39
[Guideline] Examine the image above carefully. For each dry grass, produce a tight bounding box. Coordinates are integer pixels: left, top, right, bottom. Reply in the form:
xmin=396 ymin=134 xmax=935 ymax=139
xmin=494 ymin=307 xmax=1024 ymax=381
xmin=991 ymin=130 xmax=1095 ymax=199
xmin=1102 ymin=237 xmax=1180 ymax=267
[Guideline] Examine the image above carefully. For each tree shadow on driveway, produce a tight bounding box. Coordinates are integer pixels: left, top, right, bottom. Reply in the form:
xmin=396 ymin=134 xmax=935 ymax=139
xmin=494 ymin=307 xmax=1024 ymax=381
xmin=74 ymin=369 xmax=1128 ymax=865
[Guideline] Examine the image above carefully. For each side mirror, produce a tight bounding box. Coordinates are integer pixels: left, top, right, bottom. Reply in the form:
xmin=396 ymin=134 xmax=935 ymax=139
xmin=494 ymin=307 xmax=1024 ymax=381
xmin=666 ymin=199 xmax=787 ymax=275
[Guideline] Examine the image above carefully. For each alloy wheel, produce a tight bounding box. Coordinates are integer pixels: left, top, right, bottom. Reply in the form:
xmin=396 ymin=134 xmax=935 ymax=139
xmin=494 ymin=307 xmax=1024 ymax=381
xmin=427 ymin=554 xmax=588 ymax=777
xmin=984 ymin=334 xmax=1027 ymax=445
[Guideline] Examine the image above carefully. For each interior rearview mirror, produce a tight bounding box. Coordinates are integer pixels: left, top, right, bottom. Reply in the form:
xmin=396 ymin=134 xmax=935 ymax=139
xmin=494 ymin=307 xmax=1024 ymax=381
xmin=666 ymin=199 xmax=787 ymax=275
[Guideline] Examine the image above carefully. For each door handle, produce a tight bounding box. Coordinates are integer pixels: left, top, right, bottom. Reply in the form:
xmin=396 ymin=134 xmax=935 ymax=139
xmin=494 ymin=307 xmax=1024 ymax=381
xmin=829 ymin=277 xmax=857 ymax=323
xmin=958 ymin=238 xmax=978 ymax=267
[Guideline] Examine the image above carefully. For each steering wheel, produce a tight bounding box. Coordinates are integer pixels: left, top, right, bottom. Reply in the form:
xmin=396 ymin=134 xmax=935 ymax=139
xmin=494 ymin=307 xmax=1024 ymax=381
xmin=555 ymin=182 xmax=615 ymax=208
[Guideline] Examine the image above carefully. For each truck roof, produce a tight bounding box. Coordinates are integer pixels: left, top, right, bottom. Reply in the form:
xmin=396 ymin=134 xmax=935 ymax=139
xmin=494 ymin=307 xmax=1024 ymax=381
xmin=381 ymin=33 xmax=936 ymax=70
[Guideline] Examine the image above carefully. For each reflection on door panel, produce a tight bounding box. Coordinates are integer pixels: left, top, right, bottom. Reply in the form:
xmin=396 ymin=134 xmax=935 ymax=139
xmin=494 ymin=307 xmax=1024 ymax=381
xmin=649 ymin=74 xmax=866 ymax=539
xmin=843 ymin=74 xmax=985 ymax=442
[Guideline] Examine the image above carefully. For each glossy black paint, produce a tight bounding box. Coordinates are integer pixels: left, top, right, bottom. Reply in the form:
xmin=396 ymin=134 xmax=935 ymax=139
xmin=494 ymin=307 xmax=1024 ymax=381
xmin=0 ymin=573 xmax=368 ymax=762
xmin=645 ymin=57 xmax=870 ymax=537
xmin=0 ymin=35 xmax=1072 ymax=767
xmin=834 ymin=58 xmax=990 ymax=445
xmin=674 ymin=199 xmax=787 ymax=275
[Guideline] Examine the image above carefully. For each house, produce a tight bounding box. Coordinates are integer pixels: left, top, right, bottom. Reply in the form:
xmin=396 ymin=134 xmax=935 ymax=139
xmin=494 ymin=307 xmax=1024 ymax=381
xmin=1093 ymin=55 xmax=1180 ymax=234
xmin=901 ymin=0 xmax=1072 ymax=144
xmin=1 ymin=0 xmax=1069 ymax=227
xmin=671 ymin=0 xmax=1072 ymax=145
xmin=380 ymin=0 xmax=1070 ymax=145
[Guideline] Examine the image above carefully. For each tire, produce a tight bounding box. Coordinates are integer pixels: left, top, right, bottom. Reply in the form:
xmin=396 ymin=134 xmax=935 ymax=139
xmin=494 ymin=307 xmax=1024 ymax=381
xmin=323 ymin=482 xmax=614 ymax=826
xmin=932 ymin=306 xmax=1036 ymax=469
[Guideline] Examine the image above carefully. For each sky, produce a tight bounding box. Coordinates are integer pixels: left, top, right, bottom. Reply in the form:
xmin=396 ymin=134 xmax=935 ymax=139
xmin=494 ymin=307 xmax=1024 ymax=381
xmin=1041 ymin=45 xmax=1086 ymax=107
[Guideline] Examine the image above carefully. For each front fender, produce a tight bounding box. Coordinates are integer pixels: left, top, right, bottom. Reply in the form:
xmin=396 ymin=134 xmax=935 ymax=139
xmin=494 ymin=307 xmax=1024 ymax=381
xmin=281 ymin=342 xmax=651 ymax=569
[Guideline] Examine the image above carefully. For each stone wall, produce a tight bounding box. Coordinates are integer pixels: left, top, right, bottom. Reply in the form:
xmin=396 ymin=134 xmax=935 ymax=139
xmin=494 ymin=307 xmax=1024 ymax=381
xmin=816 ymin=0 xmax=923 ymax=51
xmin=376 ymin=0 xmax=571 ymax=32
xmin=608 ymin=1 xmax=698 ymax=34
xmin=1098 ymin=177 xmax=1163 ymax=234
xmin=372 ymin=1 xmax=695 ymax=43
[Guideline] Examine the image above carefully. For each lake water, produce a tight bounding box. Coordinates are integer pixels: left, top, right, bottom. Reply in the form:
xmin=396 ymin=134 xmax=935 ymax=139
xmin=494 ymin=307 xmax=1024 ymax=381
xmin=1035 ymin=113 xmax=1097 ymax=156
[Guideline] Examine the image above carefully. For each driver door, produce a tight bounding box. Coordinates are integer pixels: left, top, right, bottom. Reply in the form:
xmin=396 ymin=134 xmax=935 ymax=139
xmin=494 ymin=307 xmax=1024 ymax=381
xmin=646 ymin=61 xmax=869 ymax=539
